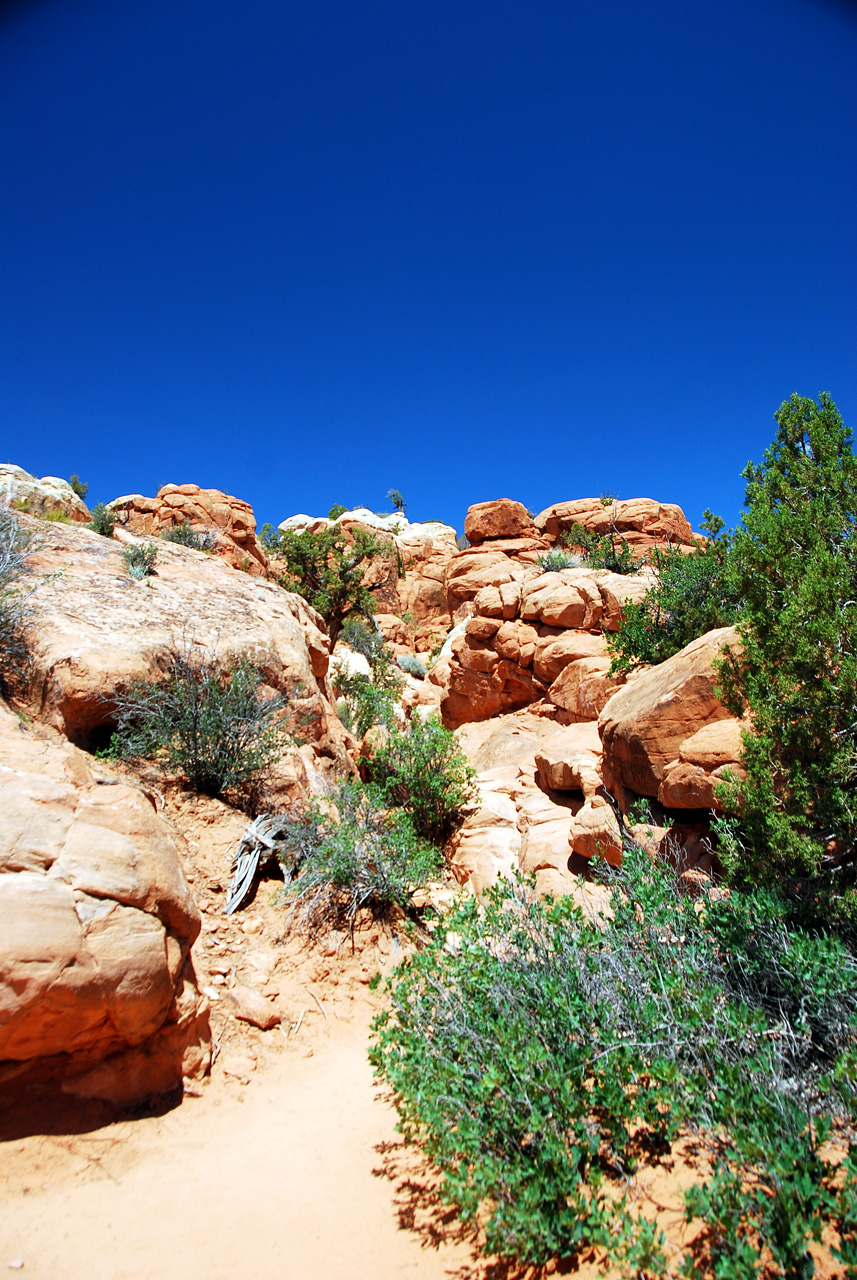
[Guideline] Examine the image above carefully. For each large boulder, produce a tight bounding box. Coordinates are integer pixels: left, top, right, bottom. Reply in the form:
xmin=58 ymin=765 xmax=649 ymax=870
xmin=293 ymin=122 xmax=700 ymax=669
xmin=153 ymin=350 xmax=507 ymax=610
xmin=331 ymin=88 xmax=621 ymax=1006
xmin=598 ymin=627 xmax=741 ymax=804
xmin=464 ymin=499 xmax=540 ymax=546
xmin=14 ymin=518 xmax=343 ymax=761
xmin=0 ymin=464 xmax=90 ymax=523
xmin=535 ymin=497 xmax=701 ymax=551
xmin=0 ymin=702 xmax=209 ymax=1104
xmin=109 ymin=484 xmax=269 ymax=577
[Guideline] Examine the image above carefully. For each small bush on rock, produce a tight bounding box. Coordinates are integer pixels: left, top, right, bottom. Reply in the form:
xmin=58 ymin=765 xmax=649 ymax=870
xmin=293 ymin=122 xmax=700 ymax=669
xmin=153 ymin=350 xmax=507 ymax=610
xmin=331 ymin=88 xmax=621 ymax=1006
xmin=277 ymin=781 xmax=440 ymax=934
xmin=88 ymin=502 xmax=116 ymax=537
xmin=397 ymin=654 xmax=426 ymax=679
xmin=68 ymin=474 xmax=89 ymax=499
xmin=369 ymin=714 xmax=477 ymax=846
xmin=536 ymin=547 xmax=580 ymax=572
xmin=122 ymin=543 xmax=158 ymax=579
xmin=112 ymin=654 xmax=288 ymax=796
xmin=0 ymin=508 xmax=32 ymax=674
xmin=561 ymin=522 xmax=639 ymax=574
xmin=161 ymin=520 xmax=216 ymax=550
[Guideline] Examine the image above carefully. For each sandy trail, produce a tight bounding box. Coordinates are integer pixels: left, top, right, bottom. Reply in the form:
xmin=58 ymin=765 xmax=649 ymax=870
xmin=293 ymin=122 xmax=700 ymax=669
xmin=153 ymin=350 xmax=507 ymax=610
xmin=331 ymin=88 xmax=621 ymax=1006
xmin=0 ymin=1003 xmax=486 ymax=1280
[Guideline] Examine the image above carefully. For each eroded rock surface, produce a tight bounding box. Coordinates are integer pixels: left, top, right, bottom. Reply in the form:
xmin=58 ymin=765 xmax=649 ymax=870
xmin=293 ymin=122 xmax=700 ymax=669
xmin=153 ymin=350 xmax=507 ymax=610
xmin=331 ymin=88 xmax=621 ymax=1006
xmin=598 ymin=626 xmax=743 ymax=807
xmin=0 ymin=702 xmax=209 ymax=1104
xmin=108 ymin=483 xmax=269 ymax=576
xmin=14 ymin=518 xmax=346 ymax=765
xmin=0 ymin=464 xmax=90 ymax=523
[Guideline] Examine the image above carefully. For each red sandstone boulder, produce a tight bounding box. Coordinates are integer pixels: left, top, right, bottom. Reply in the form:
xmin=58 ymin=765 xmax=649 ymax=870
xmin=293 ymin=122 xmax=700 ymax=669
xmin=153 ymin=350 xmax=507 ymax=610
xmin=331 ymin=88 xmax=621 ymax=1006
xmin=598 ymin=627 xmax=741 ymax=802
xmin=109 ymin=483 xmax=269 ymax=576
xmin=14 ymin=519 xmax=344 ymax=766
xmin=464 ymin=499 xmax=539 ymax=545
xmin=547 ymin=656 xmax=625 ymax=721
xmin=0 ymin=702 xmax=209 ymax=1103
xmin=535 ymin=497 xmax=700 ymax=551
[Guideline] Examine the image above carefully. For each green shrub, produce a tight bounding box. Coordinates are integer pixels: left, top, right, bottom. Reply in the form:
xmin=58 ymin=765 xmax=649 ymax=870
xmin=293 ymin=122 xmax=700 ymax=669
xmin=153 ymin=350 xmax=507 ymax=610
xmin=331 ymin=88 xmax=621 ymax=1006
xmin=386 ymin=488 xmax=406 ymax=514
xmin=68 ymin=474 xmax=89 ymax=499
xmin=160 ymin=520 xmax=215 ymax=550
xmin=396 ymin=654 xmax=426 ymax=679
xmin=122 ymin=543 xmax=158 ymax=579
xmin=371 ymin=844 xmax=857 ymax=1272
xmin=277 ymin=781 xmax=440 ymax=934
xmin=328 ymin=503 xmax=347 ymax=520
xmin=536 ymin=546 xmax=580 ymax=572
xmin=0 ymin=508 xmax=32 ymax=674
xmin=368 ymin=714 xmax=477 ymax=846
xmin=607 ymin=515 xmax=742 ymax=672
xmin=43 ymin=510 xmax=70 ymax=523
xmin=561 ymin=522 xmax=639 ymax=574
xmin=335 ymin=671 xmax=399 ymax=737
xmin=268 ymin=525 xmax=398 ymax=646
xmin=716 ymin=393 xmax=857 ymax=933
xmin=111 ymin=654 xmax=288 ymax=796
xmin=88 ymin=502 xmax=116 ymax=537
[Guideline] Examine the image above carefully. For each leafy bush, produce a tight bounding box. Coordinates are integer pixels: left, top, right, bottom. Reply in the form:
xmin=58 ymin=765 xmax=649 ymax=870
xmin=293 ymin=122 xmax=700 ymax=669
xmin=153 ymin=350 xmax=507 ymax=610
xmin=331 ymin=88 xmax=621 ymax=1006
xmin=277 ymin=781 xmax=440 ymax=933
xmin=536 ymin=546 xmax=580 ymax=572
xmin=716 ymin=393 xmax=857 ymax=932
xmin=339 ymin=615 xmax=386 ymax=667
xmin=371 ymin=844 xmax=857 ymax=1273
xmin=368 ymin=714 xmax=477 ymax=846
xmin=160 ymin=520 xmax=216 ymax=550
xmin=122 ymin=543 xmax=158 ymax=579
xmin=112 ymin=654 xmax=288 ymax=796
xmin=68 ymin=474 xmax=89 ymax=499
xmin=387 ymin=488 xmax=406 ymax=513
xmin=560 ymin=522 xmax=639 ymax=574
xmin=267 ymin=525 xmax=398 ymax=646
xmin=607 ymin=514 xmax=742 ymax=672
xmin=334 ymin=616 xmax=405 ymax=735
xmin=88 ymin=502 xmax=116 ymax=537
xmin=0 ymin=508 xmax=32 ymax=673
xmin=396 ymin=654 xmax=426 ymax=679
xmin=328 ymin=503 xmax=347 ymax=520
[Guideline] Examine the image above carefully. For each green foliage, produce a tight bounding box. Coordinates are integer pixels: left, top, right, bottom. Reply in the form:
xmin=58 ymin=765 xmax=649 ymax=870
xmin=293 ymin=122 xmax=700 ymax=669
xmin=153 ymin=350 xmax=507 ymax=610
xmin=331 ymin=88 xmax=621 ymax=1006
xmin=160 ymin=520 xmax=215 ymax=550
xmin=112 ymin=654 xmax=288 ymax=796
xmin=536 ymin=546 xmax=580 ymax=572
xmin=327 ymin=502 xmax=347 ymax=520
xmin=396 ymin=654 xmax=426 ymax=679
xmin=122 ymin=542 xmax=158 ymax=579
xmin=88 ymin=502 xmax=117 ymax=537
xmin=561 ymin=521 xmax=639 ymax=574
xmin=717 ymin=393 xmax=857 ymax=930
xmin=607 ymin=524 xmax=742 ymax=672
xmin=43 ymin=510 xmax=70 ymax=523
xmin=386 ymin=488 xmax=407 ymax=513
xmin=334 ymin=616 xmax=405 ymax=735
xmin=268 ymin=525 xmax=398 ymax=646
xmin=68 ymin=474 xmax=89 ymax=499
xmin=277 ymin=781 xmax=440 ymax=933
xmin=368 ymin=714 xmax=477 ymax=846
xmin=371 ymin=844 xmax=857 ymax=1272
xmin=0 ymin=508 xmax=32 ymax=673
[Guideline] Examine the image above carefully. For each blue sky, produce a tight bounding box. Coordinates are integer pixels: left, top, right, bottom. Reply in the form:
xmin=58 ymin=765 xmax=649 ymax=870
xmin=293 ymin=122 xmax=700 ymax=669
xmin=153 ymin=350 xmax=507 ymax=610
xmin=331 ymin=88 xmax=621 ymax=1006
xmin=1 ymin=0 xmax=855 ymax=534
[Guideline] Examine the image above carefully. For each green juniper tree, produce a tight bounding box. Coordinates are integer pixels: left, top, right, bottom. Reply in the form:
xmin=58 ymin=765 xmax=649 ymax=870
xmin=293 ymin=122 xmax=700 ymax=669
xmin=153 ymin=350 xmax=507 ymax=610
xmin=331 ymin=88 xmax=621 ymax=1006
xmin=718 ymin=392 xmax=857 ymax=929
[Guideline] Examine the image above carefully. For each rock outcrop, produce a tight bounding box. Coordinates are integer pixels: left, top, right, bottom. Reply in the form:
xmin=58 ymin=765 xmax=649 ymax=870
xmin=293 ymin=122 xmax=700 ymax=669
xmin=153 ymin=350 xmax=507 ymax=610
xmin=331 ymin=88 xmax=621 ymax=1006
xmin=598 ymin=626 xmax=744 ymax=808
xmin=0 ymin=464 xmax=91 ymax=523
xmin=0 ymin=702 xmax=210 ymax=1104
xmin=535 ymin=497 xmax=701 ymax=551
xmin=14 ymin=518 xmax=344 ymax=765
xmin=441 ymin=566 xmax=650 ymax=729
xmin=109 ymin=484 xmax=269 ymax=576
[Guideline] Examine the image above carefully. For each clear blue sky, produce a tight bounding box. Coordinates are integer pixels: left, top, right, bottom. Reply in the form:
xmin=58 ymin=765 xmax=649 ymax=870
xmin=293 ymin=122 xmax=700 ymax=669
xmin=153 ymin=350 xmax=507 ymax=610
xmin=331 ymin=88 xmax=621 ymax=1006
xmin=1 ymin=0 xmax=855 ymax=534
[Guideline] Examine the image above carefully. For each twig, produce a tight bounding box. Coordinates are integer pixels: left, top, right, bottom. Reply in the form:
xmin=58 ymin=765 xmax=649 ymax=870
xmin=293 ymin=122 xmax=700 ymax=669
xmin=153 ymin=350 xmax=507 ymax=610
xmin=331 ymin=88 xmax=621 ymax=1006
xmin=303 ymin=985 xmax=329 ymax=1032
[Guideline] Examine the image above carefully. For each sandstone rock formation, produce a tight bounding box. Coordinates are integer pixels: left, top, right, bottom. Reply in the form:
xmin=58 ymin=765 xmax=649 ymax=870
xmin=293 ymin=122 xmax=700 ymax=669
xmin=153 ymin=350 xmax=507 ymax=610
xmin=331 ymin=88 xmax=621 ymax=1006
xmin=109 ymin=483 xmax=269 ymax=576
xmin=0 ymin=464 xmax=90 ymax=523
xmin=598 ymin=626 xmax=744 ymax=809
xmin=14 ymin=518 xmax=344 ymax=765
xmin=535 ymin=497 xmax=701 ymax=551
xmin=441 ymin=566 xmax=649 ymax=730
xmin=0 ymin=701 xmax=209 ymax=1104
